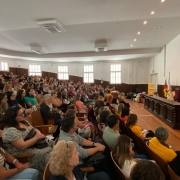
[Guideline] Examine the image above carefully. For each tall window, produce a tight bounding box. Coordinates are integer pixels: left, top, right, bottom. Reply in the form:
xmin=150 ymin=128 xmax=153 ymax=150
xmin=110 ymin=64 xmax=121 ymax=84
xmin=0 ymin=62 xmax=8 ymax=71
xmin=84 ymin=65 xmax=94 ymax=83
xmin=58 ymin=66 xmax=69 ymax=80
xmin=29 ymin=65 xmax=41 ymax=76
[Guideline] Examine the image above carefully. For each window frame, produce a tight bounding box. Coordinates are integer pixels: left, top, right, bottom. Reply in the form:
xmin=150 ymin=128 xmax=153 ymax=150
xmin=28 ymin=64 xmax=41 ymax=76
xmin=57 ymin=65 xmax=69 ymax=80
xmin=83 ymin=65 xmax=94 ymax=83
xmin=110 ymin=64 xmax=121 ymax=84
xmin=0 ymin=62 xmax=9 ymax=71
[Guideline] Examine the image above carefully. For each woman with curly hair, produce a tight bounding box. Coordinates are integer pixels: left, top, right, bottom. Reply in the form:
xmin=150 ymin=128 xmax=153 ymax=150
xmin=49 ymin=140 xmax=80 ymax=180
xmin=50 ymin=140 xmax=111 ymax=180
xmin=130 ymin=159 xmax=165 ymax=180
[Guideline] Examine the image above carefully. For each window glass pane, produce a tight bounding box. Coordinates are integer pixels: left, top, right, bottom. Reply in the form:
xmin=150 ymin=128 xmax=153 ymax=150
xmin=29 ymin=65 xmax=41 ymax=76
xmin=110 ymin=64 xmax=121 ymax=84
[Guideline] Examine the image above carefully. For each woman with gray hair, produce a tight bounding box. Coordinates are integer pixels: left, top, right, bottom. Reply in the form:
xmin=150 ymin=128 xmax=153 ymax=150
xmin=40 ymin=94 xmax=62 ymax=138
xmin=148 ymin=126 xmax=177 ymax=163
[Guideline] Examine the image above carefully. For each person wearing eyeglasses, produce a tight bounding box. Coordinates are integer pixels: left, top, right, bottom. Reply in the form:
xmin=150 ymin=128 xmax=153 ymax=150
xmin=1 ymin=106 xmax=53 ymax=179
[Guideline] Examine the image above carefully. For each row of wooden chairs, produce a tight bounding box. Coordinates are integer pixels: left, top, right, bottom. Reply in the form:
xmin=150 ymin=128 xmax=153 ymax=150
xmin=119 ymin=120 xmax=180 ymax=180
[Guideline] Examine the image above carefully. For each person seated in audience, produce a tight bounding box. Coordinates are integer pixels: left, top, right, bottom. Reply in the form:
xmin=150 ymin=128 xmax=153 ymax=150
xmin=0 ymin=93 xmax=8 ymax=123
xmin=119 ymin=93 xmax=130 ymax=108
xmin=125 ymin=114 xmax=155 ymax=139
xmin=93 ymin=100 xmax=105 ymax=116
xmin=116 ymin=103 xmax=124 ymax=117
xmin=99 ymin=110 xmax=111 ymax=132
xmin=65 ymin=109 xmax=94 ymax=139
xmin=75 ymin=94 xmax=87 ymax=113
xmin=16 ymin=89 xmax=28 ymax=109
xmin=130 ymin=159 xmax=165 ymax=180
xmin=0 ymin=138 xmax=39 ymax=180
xmin=50 ymin=140 xmax=111 ymax=180
xmin=51 ymin=91 xmax=62 ymax=108
xmin=68 ymin=86 xmax=76 ymax=97
xmin=0 ymin=79 xmax=4 ymax=92
xmin=40 ymin=94 xmax=63 ymax=138
xmin=113 ymin=135 xmax=138 ymax=179
xmin=58 ymin=117 xmax=105 ymax=168
xmin=148 ymin=126 xmax=177 ymax=163
xmin=121 ymin=107 xmax=130 ymax=122
xmin=57 ymin=91 xmax=69 ymax=113
xmin=7 ymin=91 xmax=32 ymax=117
xmin=13 ymin=83 xmax=22 ymax=95
xmin=3 ymin=83 xmax=12 ymax=93
xmin=105 ymin=90 xmax=113 ymax=104
xmin=1 ymin=107 xmax=53 ymax=179
xmin=24 ymin=89 xmax=37 ymax=108
xmin=103 ymin=114 xmax=120 ymax=150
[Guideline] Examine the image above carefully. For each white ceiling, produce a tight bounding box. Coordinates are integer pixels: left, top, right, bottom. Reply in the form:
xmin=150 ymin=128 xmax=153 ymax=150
xmin=0 ymin=0 xmax=180 ymax=62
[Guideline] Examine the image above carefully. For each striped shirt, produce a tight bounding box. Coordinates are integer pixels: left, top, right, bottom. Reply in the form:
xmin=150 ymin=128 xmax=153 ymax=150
xmin=0 ymin=147 xmax=5 ymax=167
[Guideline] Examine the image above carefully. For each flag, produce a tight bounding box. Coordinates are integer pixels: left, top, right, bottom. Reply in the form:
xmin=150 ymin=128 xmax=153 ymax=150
xmin=168 ymin=72 xmax=171 ymax=90
xmin=163 ymin=79 xmax=167 ymax=97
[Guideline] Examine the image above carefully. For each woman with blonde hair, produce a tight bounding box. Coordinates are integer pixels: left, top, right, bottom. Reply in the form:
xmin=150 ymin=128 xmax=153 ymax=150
xmin=49 ymin=140 xmax=80 ymax=180
xmin=50 ymin=140 xmax=111 ymax=180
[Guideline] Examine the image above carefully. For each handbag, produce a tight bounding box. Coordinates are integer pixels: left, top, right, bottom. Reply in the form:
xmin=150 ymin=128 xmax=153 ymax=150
xmin=83 ymin=151 xmax=105 ymax=166
xmin=24 ymin=128 xmax=49 ymax=149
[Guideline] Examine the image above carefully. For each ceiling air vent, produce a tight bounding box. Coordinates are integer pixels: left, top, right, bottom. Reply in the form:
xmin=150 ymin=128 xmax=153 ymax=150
xmin=30 ymin=45 xmax=46 ymax=54
xmin=94 ymin=39 xmax=108 ymax=52
xmin=37 ymin=19 xmax=65 ymax=33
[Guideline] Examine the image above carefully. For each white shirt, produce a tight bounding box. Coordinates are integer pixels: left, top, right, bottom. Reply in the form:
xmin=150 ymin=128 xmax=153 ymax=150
xmin=122 ymin=160 xmax=136 ymax=179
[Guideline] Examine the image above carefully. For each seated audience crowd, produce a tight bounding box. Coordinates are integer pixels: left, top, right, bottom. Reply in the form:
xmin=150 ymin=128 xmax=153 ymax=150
xmin=0 ymin=72 xmax=179 ymax=180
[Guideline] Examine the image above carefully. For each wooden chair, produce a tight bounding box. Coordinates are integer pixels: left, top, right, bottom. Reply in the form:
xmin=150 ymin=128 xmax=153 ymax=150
xmin=43 ymin=162 xmax=94 ymax=180
xmin=76 ymin=112 xmax=87 ymax=118
xmin=133 ymin=133 xmax=149 ymax=156
xmin=31 ymin=111 xmax=58 ymax=135
xmin=125 ymin=126 xmax=136 ymax=143
xmin=36 ymin=94 xmax=43 ymax=104
xmin=167 ymin=165 xmax=180 ymax=180
xmin=110 ymin=152 xmax=128 ymax=180
xmin=146 ymin=143 xmax=169 ymax=178
xmin=77 ymin=117 xmax=86 ymax=121
xmin=31 ymin=111 xmax=55 ymax=126
xmin=119 ymin=119 xmax=127 ymax=134
xmin=103 ymin=137 xmax=112 ymax=154
xmin=14 ymin=153 xmax=34 ymax=164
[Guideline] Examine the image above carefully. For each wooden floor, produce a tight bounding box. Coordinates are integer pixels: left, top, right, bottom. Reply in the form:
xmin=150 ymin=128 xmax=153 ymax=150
xmin=127 ymin=99 xmax=180 ymax=151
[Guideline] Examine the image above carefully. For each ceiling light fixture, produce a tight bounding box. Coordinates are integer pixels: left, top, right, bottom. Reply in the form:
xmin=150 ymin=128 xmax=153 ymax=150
xmin=151 ymin=11 xmax=155 ymax=15
xmin=147 ymin=41 xmax=149 ymax=43
xmin=137 ymin=32 xmax=141 ymax=35
xmin=134 ymin=39 xmax=137 ymax=41
xmin=131 ymin=45 xmax=133 ymax=47
xmin=157 ymin=26 xmax=162 ymax=29
xmin=143 ymin=21 xmax=147 ymax=25
xmin=161 ymin=0 xmax=165 ymax=2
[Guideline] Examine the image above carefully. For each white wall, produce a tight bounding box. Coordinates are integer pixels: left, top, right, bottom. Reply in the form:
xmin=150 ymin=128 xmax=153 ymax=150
xmin=0 ymin=57 xmax=150 ymax=84
xmin=149 ymin=34 xmax=180 ymax=85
